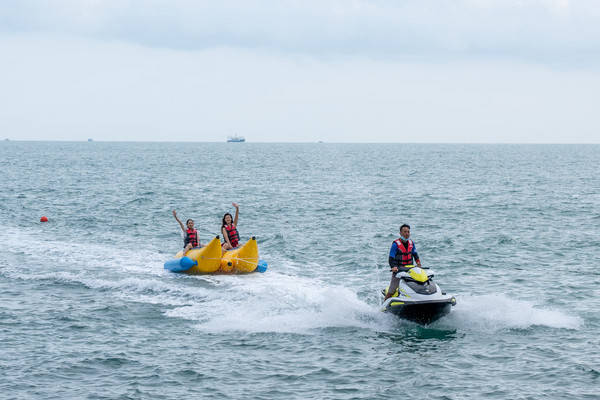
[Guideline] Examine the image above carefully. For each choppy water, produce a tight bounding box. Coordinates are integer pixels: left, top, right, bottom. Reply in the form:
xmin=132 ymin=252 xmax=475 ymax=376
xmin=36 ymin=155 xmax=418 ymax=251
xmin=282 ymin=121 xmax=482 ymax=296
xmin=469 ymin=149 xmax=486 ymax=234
xmin=1 ymin=142 xmax=599 ymax=400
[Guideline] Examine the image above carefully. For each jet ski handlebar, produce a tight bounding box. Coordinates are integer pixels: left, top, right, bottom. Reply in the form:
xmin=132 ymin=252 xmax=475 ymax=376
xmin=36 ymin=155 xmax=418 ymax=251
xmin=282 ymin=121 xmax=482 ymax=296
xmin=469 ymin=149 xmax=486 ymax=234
xmin=389 ymin=265 xmax=430 ymax=272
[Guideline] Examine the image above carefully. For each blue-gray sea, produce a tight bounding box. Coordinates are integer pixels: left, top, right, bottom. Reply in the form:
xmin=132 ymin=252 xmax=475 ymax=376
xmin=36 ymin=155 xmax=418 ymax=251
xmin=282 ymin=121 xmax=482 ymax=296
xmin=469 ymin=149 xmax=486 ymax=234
xmin=1 ymin=142 xmax=599 ymax=400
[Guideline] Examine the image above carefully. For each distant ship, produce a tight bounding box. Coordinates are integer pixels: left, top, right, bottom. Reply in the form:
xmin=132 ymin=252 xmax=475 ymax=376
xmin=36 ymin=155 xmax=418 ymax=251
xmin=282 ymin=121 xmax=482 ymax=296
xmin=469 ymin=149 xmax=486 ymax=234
xmin=227 ymin=135 xmax=245 ymax=142
xmin=87 ymin=138 xmax=93 ymax=142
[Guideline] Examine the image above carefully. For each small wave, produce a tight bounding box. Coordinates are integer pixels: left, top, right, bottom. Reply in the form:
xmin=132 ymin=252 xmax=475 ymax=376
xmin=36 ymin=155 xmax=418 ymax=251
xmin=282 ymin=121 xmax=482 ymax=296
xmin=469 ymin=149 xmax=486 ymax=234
xmin=439 ymin=293 xmax=583 ymax=331
xmin=575 ymin=364 xmax=600 ymax=377
xmin=497 ymin=235 xmax=516 ymax=245
xmin=124 ymin=197 xmax=153 ymax=205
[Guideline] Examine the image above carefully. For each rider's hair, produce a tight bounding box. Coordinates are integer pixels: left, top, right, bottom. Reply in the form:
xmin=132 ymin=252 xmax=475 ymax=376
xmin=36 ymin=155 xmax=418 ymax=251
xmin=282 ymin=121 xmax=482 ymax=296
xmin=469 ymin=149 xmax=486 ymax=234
xmin=400 ymin=224 xmax=411 ymax=232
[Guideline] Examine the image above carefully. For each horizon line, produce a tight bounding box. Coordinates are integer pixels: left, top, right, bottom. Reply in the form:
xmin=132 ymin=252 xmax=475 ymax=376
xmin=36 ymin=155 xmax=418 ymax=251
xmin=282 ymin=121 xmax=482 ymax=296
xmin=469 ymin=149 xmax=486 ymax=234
xmin=2 ymin=139 xmax=599 ymax=145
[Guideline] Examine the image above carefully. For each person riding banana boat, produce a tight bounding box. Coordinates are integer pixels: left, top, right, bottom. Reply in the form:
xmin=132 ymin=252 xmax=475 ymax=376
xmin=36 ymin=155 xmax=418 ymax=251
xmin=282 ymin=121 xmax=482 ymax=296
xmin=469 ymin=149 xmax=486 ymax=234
xmin=221 ymin=202 xmax=240 ymax=250
xmin=172 ymin=210 xmax=203 ymax=255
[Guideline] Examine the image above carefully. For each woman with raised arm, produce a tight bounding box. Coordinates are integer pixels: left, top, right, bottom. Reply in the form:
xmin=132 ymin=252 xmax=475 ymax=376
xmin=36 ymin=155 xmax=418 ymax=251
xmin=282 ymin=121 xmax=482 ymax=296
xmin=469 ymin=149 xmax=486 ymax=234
xmin=221 ymin=203 xmax=240 ymax=250
xmin=172 ymin=210 xmax=201 ymax=255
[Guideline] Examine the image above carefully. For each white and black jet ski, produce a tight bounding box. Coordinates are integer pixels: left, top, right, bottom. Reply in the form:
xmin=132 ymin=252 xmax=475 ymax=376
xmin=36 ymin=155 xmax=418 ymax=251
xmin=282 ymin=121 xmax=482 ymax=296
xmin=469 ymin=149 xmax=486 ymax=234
xmin=382 ymin=265 xmax=456 ymax=324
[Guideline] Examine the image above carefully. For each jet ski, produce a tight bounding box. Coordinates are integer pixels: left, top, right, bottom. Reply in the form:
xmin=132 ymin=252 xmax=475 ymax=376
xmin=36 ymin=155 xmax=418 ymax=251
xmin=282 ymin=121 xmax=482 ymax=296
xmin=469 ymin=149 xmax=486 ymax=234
xmin=382 ymin=265 xmax=456 ymax=324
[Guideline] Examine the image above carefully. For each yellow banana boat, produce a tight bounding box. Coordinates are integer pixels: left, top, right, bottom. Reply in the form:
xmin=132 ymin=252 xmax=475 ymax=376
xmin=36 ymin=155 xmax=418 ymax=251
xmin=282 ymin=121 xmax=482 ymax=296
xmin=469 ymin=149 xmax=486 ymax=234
xmin=164 ymin=236 xmax=266 ymax=275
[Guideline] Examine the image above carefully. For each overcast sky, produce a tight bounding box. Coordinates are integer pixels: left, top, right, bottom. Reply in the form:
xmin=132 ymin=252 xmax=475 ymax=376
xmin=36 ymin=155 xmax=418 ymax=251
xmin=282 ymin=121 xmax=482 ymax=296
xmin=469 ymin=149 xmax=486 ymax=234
xmin=1 ymin=0 xmax=599 ymax=143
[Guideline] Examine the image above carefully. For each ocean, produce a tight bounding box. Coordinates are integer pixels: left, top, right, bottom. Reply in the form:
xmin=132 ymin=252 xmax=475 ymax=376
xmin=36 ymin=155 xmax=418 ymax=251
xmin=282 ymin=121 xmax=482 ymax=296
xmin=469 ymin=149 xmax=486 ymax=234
xmin=1 ymin=141 xmax=598 ymax=399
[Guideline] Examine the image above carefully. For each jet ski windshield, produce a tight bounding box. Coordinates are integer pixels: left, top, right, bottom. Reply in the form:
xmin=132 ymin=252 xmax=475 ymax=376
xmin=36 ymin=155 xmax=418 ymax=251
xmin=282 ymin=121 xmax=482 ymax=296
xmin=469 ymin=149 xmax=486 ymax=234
xmin=404 ymin=279 xmax=438 ymax=295
xmin=397 ymin=266 xmax=431 ymax=283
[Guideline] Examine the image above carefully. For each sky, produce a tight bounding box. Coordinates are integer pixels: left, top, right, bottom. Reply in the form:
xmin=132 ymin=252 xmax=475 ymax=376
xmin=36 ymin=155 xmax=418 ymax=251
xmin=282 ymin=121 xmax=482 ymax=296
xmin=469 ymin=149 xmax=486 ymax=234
xmin=1 ymin=0 xmax=599 ymax=143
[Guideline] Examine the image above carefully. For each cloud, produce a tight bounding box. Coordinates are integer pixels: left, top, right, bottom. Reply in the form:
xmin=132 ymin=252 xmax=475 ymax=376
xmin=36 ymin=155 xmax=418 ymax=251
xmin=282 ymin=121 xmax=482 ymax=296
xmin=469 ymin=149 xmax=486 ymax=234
xmin=2 ymin=34 xmax=599 ymax=143
xmin=1 ymin=0 xmax=600 ymax=63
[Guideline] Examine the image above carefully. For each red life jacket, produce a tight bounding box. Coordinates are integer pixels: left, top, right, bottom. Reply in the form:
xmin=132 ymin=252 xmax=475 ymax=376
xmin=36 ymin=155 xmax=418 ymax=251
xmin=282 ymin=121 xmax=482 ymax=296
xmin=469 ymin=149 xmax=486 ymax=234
xmin=224 ymin=224 xmax=239 ymax=248
xmin=184 ymin=228 xmax=198 ymax=248
xmin=394 ymin=238 xmax=414 ymax=266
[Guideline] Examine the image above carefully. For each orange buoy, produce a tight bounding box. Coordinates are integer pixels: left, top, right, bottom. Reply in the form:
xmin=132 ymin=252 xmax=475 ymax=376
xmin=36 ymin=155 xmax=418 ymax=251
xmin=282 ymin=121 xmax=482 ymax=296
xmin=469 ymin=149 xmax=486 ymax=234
xmin=40 ymin=216 xmax=48 ymax=222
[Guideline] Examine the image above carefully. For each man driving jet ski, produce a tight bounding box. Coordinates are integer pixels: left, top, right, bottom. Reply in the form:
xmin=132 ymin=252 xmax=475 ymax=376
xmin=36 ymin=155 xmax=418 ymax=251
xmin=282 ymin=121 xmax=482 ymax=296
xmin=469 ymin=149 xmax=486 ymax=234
xmin=384 ymin=224 xmax=421 ymax=301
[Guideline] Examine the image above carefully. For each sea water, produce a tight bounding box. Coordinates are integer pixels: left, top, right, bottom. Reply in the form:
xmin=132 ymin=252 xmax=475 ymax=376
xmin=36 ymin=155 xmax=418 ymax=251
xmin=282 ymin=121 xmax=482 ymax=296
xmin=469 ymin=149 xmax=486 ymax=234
xmin=0 ymin=142 xmax=598 ymax=399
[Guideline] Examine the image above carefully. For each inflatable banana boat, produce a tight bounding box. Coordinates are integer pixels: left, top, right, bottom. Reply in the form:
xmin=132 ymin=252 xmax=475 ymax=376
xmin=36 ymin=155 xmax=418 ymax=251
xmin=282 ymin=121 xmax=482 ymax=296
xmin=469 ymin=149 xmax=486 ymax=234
xmin=163 ymin=236 xmax=267 ymax=274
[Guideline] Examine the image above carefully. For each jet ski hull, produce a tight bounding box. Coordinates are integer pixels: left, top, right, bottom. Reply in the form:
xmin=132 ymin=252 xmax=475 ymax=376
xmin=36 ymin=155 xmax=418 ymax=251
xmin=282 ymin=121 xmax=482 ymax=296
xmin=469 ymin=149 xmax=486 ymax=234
xmin=385 ymin=298 xmax=456 ymax=325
